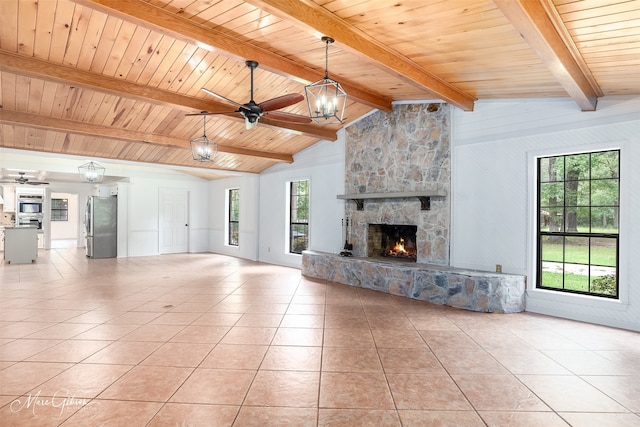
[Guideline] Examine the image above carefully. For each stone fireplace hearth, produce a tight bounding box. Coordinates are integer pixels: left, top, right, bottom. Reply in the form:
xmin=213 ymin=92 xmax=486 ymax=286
xmin=302 ymin=250 xmax=526 ymax=313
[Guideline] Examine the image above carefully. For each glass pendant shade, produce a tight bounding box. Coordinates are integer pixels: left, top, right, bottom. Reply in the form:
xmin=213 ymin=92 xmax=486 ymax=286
xmin=190 ymin=135 xmax=218 ymax=162
xmin=78 ymin=161 xmax=105 ymax=183
xmin=305 ymin=37 xmax=347 ymax=125
xmin=190 ymin=116 xmax=218 ymax=162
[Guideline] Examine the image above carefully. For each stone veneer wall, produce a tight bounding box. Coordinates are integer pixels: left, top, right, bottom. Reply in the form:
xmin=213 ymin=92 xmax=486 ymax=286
xmin=345 ymin=103 xmax=450 ymax=265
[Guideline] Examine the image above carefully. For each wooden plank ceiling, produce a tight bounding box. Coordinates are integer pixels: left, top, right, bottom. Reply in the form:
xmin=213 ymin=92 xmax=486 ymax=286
xmin=0 ymin=0 xmax=638 ymax=177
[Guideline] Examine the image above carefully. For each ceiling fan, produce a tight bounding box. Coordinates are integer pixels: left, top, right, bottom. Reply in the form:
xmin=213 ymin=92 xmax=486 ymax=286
xmin=0 ymin=172 xmax=49 ymax=185
xmin=190 ymin=60 xmax=311 ymax=130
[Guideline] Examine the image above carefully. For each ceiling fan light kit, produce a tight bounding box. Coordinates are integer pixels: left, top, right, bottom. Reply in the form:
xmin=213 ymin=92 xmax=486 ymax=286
xmin=78 ymin=161 xmax=106 ymax=183
xmin=190 ymin=115 xmax=218 ymax=162
xmin=305 ymin=36 xmax=347 ymax=125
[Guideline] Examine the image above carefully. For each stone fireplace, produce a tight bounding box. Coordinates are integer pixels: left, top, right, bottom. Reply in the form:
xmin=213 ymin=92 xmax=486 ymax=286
xmin=344 ymin=103 xmax=450 ymax=265
xmin=301 ymin=103 xmax=525 ymax=313
xmin=368 ymin=224 xmax=417 ymax=261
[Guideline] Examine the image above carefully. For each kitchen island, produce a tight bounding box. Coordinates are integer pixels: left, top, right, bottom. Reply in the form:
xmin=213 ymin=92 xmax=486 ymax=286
xmin=3 ymin=226 xmax=38 ymax=264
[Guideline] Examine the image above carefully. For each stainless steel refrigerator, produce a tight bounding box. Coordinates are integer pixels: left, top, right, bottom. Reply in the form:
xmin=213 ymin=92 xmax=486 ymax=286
xmin=85 ymin=195 xmax=117 ymax=258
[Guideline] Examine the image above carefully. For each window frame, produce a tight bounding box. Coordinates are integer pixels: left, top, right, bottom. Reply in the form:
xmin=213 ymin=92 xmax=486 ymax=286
xmin=287 ymin=179 xmax=310 ymax=255
xmin=227 ymin=188 xmax=239 ymax=247
xmin=50 ymin=198 xmax=69 ymax=222
xmin=528 ymin=150 xmax=628 ymax=300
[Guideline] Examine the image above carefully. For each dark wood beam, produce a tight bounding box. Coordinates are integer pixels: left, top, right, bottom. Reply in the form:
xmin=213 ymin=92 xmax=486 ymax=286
xmin=246 ymin=0 xmax=476 ymax=111
xmin=0 ymin=50 xmax=337 ymax=141
xmin=76 ymin=0 xmax=393 ymax=112
xmin=0 ymin=109 xmax=294 ymax=163
xmin=494 ymin=0 xmax=601 ymax=111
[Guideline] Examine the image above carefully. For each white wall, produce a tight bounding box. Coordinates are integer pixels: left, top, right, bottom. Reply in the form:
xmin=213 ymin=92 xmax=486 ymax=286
xmin=119 ymin=173 xmax=210 ymax=257
xmin=208 ymin=174 xmax=260 ymax=261
xmin=451 ymin=96 xmax=640 ymax=331
xmin=207 ymin=136 xmax=345 ymax=268
xmin=257 ymin=137 xmax=346 ymax=268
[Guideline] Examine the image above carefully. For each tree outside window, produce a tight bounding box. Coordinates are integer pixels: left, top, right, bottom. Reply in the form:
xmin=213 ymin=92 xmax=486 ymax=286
xmin=289 ymin=180 xmax=309 ymax=254
xmin=228 ymin=189 xmax=239 ymax=246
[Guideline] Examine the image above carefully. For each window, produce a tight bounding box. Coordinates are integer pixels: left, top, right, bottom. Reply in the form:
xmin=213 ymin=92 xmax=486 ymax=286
xmin=228 ymin=188 xmax=239 ymax=246
xmin=289 ymin=180 xmax=309 ymax=254
xmin=537 ymin=150 xmax=619 ymax=298
xmin=51 ymin=198 xmax=69 ymax=221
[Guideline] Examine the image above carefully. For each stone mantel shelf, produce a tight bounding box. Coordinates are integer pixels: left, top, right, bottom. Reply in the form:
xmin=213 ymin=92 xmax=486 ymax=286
xmin=337 ymin=190 xmax=447 ymax=211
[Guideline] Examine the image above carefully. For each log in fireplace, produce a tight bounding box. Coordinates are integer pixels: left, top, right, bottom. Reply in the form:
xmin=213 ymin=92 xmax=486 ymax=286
xmin=368 ymin=224 xmax=418 ymax=262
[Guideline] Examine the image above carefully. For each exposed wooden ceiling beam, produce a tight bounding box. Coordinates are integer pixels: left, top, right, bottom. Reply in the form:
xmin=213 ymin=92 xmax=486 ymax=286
xmin=246 ymin=0 xmax=476 ymax=111
xmin=76 ymin=0 xmax=393 ymax=112
xmin=0 ymin=110 xmax=294 ymax=163
xmin=0 ymin=50 xmax=337 ymax=141
xmin=493 ymin=0 xmax=601 ymax=111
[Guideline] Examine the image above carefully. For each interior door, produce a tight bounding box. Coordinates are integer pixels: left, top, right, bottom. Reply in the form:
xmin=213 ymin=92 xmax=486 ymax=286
xmin=159 ymin=188 xmax=189 ymax=254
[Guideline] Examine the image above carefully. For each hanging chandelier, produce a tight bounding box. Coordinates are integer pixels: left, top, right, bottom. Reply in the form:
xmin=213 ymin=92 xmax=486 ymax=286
xmin=305 ymin=36 xmax=347 ymax=125
xmin=78 ymin=161 xmax=105 ymax=183
xmin=190 ymin=114 xmax=218 ymax=162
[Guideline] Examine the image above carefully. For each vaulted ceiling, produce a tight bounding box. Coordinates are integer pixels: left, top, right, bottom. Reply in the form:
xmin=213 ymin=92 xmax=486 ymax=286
xmin=1 ymin=0 xmax=638 ymax=178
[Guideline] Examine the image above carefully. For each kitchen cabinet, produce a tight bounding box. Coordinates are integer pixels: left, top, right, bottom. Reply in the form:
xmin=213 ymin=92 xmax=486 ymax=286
xmin=3 ymin=227 xmax=38 ymax=263
xmin=1 ymin=186 xmax=16 ymax=212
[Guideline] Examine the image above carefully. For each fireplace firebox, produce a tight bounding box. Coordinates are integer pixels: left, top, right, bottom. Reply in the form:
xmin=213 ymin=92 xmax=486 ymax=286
xmin=368 ymin=224 xmax=418 ymax=262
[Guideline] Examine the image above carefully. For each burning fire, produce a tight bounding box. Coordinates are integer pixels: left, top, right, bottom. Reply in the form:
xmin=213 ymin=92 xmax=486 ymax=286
xmin=389 ymin=238 xmax=408 ymax=256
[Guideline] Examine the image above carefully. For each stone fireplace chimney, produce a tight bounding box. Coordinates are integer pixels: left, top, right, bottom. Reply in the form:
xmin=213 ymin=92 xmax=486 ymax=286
xmin=344 ymin=103 xmax=451 ymax=265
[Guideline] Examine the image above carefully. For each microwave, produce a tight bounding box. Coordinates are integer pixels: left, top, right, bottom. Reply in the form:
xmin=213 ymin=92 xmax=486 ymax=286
xmin=19 ymin=202 xmax=42 ymax=213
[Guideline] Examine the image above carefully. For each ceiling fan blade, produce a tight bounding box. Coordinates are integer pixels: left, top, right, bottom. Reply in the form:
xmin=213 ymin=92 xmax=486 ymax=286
xmin=185 ymin=110 xmax=237 ymax=117
xmin=201 ymin=88 xmax=243 ymax=108
xmin=264 ymin=110 xmax=312 ymax=124
xmin=258 ymin=94 xmax=304 ymax=112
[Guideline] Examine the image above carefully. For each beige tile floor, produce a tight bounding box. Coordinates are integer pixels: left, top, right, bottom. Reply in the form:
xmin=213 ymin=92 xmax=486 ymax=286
xmin=0 ymin=248 xmax=639 ymax=426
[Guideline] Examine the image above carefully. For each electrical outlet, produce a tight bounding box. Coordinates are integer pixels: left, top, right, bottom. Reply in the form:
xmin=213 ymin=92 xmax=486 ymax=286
xmin=495 ymin=264 xmax=502 ymax=273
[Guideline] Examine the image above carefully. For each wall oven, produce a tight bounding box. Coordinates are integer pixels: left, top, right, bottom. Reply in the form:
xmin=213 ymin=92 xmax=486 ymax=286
xmin=19 ymin=202 xmax=42 ymax=214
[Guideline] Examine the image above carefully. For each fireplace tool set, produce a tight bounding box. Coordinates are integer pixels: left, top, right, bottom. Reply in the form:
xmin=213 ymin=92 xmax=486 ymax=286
xmin=340 ymin=217 xmax=353 ymax=257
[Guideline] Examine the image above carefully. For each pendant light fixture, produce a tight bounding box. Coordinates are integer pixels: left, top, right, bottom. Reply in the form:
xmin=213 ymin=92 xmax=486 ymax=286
xmin=190 ymin=114 xmax=218 ymax=162
xmin=78 ymin=161 xmax=106 ymax=183
xmin=305 ymin=36 xmax=347 ymax=125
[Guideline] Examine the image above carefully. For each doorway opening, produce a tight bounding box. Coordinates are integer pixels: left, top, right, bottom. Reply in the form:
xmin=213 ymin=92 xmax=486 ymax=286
xmin=50 ymin=192 xmax=80 ymax=249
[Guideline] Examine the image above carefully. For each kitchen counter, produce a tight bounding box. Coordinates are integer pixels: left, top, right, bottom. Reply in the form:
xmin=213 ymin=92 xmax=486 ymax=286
xmin=3 ymin=227 xmax=38 ymax=263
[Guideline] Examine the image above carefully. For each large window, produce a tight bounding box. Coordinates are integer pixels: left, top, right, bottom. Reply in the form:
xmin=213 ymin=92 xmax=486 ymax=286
xmin=289 ymin=180 xmax=309 ymax=254
xmin=51 ymin=198 xmax=68 ymax=221
xmin=228 ymin=188 xmax=239 ymax=246
xmin=537 ymin=150 xmax=619 ymax=298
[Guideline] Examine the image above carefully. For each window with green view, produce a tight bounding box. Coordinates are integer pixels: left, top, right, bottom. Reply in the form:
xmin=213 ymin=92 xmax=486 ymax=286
xmin=537 ymin=150 xmax=619 ymax=298
xmin=289 ymin=180 xmax=309 ymax=254
xmin=228 ymin=189 xmax=239 ymax=246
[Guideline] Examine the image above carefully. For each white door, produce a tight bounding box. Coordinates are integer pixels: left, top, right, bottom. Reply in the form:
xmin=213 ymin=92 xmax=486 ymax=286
xmin=159 ymin=188 xmax=189 ymax=254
